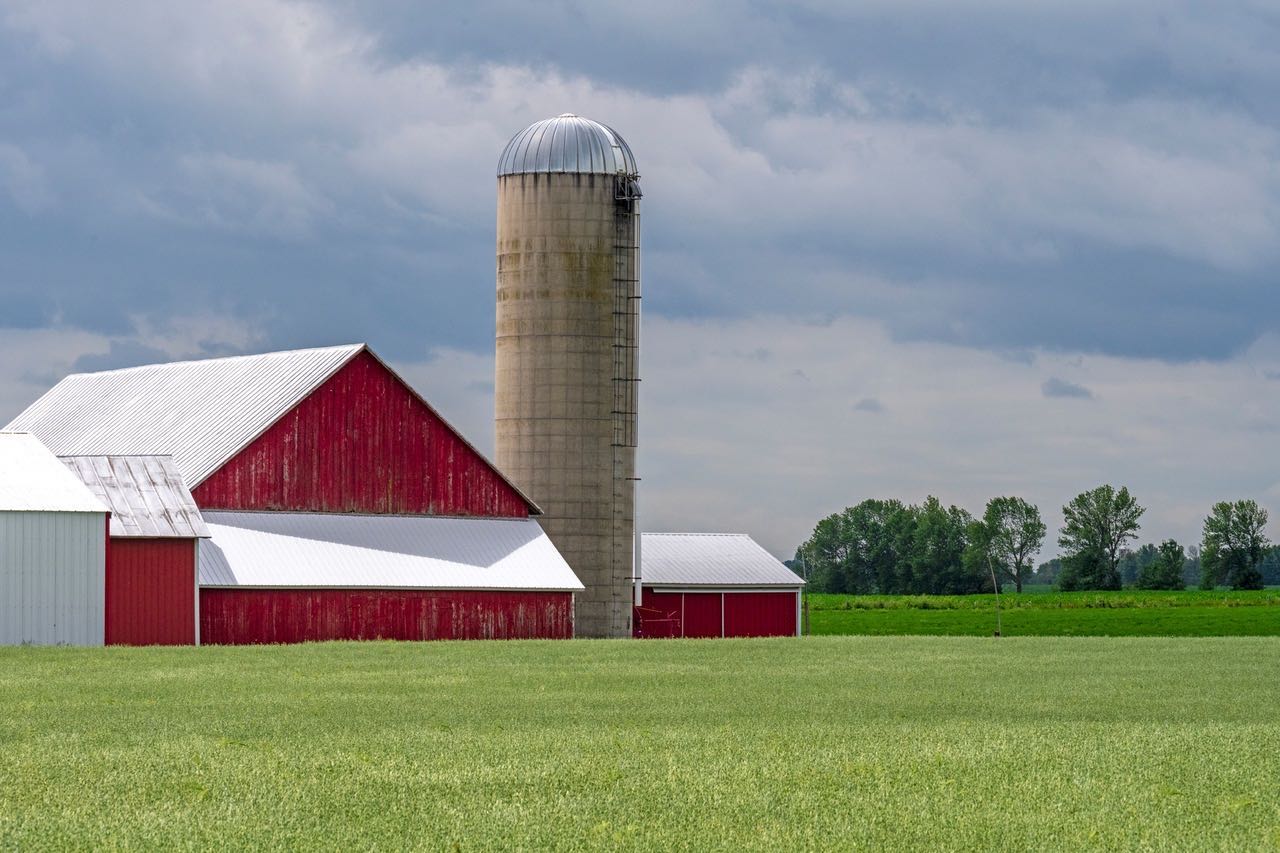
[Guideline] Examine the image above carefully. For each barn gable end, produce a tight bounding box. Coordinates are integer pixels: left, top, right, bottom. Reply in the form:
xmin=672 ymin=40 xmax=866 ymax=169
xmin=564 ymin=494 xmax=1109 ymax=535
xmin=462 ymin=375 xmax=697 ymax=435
xmin=193 ymin=350 xmax=530 ymax=517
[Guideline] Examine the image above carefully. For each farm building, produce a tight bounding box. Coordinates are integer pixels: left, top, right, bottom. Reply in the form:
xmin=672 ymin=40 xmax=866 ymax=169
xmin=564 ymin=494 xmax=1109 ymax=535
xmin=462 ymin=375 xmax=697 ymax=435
xmin=199 ymin=512 xmax=579 ymax=643
xmin=5 ymin=344 xmax=582 ymax=644
xmin=0 ymin=432 xmax=110 ymax=646
xmin=60 ymin=455 xmax=208 ymax=646
xmin=633 ymin=533 xmax=804 ymax=638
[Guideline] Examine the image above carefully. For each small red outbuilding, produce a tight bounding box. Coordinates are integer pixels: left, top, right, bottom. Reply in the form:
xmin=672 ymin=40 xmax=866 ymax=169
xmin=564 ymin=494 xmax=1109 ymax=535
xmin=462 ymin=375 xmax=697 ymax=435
xmin=60 ymin=455 xmax=209 ymax=646
xmin=633 ymin=533 xmax=805 ymax=639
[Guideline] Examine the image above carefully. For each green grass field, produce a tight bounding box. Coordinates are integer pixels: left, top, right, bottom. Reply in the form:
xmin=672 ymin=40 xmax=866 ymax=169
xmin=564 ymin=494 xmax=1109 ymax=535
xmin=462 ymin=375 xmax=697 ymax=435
xmin=2 ymin=637 xmax=1278 ymax=850
xmin=807 ymin=589 xmax=1280 ymax=636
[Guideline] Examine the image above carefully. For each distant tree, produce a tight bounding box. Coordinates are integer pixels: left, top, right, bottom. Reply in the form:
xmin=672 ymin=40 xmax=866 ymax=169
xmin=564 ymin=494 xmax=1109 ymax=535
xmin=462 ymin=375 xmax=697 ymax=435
xmin=801 ymin=499 xmax=914 ymax=594
xmin=801 ymin=512 xmax=856 ymax=594
xmin=1262 ymin=546 xmax=1280 ymax=586
xmin=1136 ymin=539 xmax=1186 ymax=590
xmin=976 ymin=497 xmax=1047 ymax=594
xmin=1200 ymin=500 xmax=1270 ymax=590
xmin=1033 ymin=557 xmax=1063 ymax=585
xmin=801 ymin=497 xmax=991 ymax=595
xmin=963 ymin=519 xmax=1002 ymax=592
xmin=1057 ymin=485 xmax=1144 ymax=590
xmin=1118 ymin=543 xmax=1159 ymax=587
xmin=906 ymin=497 xmax=979 ymax=594
xmin=1182 ymin=545 xmax=1202 ymax=588
xmin=1055 ymin=545 xmax=1111 ymax=591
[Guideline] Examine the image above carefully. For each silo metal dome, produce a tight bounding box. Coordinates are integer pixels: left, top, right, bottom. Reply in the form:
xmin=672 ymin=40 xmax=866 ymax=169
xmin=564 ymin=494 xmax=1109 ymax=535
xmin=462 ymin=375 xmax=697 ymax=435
xmin=497 ymin=114 xmax=639 ymax=177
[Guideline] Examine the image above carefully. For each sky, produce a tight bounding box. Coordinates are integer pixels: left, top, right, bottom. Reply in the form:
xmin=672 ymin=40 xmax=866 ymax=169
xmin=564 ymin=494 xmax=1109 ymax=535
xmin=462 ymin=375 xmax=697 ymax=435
xmin=2 ymin=0 xmax=1279 ymax=559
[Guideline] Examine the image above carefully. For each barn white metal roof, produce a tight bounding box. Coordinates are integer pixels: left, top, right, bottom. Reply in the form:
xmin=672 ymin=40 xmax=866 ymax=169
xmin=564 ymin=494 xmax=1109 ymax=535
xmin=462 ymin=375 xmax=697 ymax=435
xmin=60 ymin=455 xmax=210 ymax=538
xmin=498 ymin=114 xmax=639 ymax=177
xmin=4 ymin=345 xmax=538 ymax=512
xmin=199 ymin=512 xmax=584 ymax=591
xmin=5 ymin=344 xmax=362 ymax=487
xmin=641 ymin=533 xmax=804 ymax=588
xmin=0 ymin=432 xmax=108 ymax=513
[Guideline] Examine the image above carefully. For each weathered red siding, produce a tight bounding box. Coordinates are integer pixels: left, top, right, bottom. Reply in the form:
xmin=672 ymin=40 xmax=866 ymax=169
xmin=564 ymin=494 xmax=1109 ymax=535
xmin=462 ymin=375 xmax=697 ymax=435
xmin=193 ymin=351 xmax=530 ymax=517
xmin=199 ymin=589 xmax=573 ymax=644
xmin=105 ymin=538 xmax=197 ymax=646
xmin=633 ymin=589 xmax=798 ymax=638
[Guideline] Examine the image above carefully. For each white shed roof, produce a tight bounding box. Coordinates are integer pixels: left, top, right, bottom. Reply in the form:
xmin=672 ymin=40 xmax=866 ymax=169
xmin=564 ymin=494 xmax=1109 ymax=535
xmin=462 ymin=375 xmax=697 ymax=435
xmin=200 ymin=512 xmax=583 ymax=591
xmin=641 ymin=533 xmax=804 ymax=588
xmin=0 ymin=432 xmax=108 ymax=513
xmin=60 ymin=455 xmax=210 ymax=538
xmin=5 ymin=344 xmax=362 ymax=487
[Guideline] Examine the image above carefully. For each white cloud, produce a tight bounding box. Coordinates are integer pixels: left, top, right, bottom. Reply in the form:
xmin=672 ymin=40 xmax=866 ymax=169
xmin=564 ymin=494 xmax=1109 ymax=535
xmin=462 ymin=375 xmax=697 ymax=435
xmin=6 ymin=2 xmax=1277 ymax=275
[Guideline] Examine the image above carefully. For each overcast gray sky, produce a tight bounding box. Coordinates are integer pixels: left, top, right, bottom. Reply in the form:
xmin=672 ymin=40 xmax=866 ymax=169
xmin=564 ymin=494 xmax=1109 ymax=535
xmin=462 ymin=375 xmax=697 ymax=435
xmin=2 ymin=0 xmax=1278 ymax=558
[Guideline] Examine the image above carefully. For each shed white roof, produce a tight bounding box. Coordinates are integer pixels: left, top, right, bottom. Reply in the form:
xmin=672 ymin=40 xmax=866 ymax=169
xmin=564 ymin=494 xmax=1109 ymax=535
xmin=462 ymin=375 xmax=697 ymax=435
xmin=60 ymin=455 xmax=210 ymax=538
xmin=0 ymin=432 xmax=108 ymax=513
xmin=641 ymin=533 xmax=804 ymax=588
xmin=200 ymin=512 xmax=583 ymax=591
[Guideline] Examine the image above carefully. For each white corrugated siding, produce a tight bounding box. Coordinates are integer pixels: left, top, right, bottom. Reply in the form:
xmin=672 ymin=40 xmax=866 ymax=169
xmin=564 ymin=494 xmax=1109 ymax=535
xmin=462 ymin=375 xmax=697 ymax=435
xmin=60 ymin=455 xmax=210 ymax=538
xmin=200 ymin=512 xmax=584 ymax=591
xmin=0 ymin=433 xmax=109 ymax=512
xmin=641 ymin=533 xmax=805 ymax=587
xmin=0 ymin=511 xmax=106 ymax=646
xmin=4 ymin=344 xmax=363 ymax=486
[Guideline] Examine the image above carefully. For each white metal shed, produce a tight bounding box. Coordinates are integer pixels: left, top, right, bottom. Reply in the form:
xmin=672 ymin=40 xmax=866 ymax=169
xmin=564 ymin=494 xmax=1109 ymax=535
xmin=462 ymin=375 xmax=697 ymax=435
xmin=0 ymin=432 xmax=109 ymax=645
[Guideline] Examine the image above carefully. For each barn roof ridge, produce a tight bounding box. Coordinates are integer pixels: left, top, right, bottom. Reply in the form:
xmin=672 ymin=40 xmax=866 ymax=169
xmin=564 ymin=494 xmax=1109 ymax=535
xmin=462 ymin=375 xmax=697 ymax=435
xmin=644 ymin=531 xmax=751 ymax=537
xmin=640 ymin=531 xmax=804 ymax=587
xmin=58 ymin=343 xmax=365 ymax=379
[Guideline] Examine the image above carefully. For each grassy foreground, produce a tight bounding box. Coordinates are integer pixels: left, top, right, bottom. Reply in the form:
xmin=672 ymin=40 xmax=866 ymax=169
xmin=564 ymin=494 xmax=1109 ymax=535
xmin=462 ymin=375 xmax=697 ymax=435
xmin=1 ymin=637 xmax=1278 ymax=850
xmin=808 ymin=589 xmax=1280 ymax=636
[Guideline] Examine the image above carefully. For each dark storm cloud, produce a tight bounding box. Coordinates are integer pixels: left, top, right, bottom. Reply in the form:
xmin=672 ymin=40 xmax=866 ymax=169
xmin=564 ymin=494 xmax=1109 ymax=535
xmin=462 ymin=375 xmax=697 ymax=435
xmin=0 ymin=0 xmax=1278 ymax=370
xmin=1041 ymin=377 xmax=1094 ymax=400
xmin=852 ymin=397 xmax=884 ymax=413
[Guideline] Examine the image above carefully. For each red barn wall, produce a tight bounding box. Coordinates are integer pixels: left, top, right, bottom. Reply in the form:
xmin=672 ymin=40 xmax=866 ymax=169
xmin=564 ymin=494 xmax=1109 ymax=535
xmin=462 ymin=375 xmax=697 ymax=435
xmin=633 ymin=589 xmax=799 ymax=638
xmin=106 ymin=538 xmax=197 ymax=646
xmin=193 ymin=351 xmax=529 ymax=517
xmin=199 ymin=589 xmax=573 ymax=644
xmin=724 ymin=592 xmax=798 ymax=638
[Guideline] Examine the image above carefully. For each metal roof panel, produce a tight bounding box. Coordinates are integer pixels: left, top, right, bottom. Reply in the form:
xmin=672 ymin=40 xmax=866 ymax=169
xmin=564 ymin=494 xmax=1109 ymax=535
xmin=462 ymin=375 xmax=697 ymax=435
xmin=200 ymin=512 xmax=584 ymax=591
xmin=5 ymin=344 xmax=363 ymax=487
xmin=498 ymin=114 xmax=639 ymax=177
xmin=0 ymin=432 xmax=109 ymax=513
xmin=641 ymin=533 xmax=804 ymax=587
xmin=59 ymin=455 xmax=210 ymax=538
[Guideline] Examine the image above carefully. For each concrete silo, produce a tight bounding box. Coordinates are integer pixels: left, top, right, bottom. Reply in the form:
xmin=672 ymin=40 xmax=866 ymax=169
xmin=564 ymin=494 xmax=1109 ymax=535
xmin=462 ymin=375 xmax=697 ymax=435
xmin=495 ymin=114 xmax=641 ymax=638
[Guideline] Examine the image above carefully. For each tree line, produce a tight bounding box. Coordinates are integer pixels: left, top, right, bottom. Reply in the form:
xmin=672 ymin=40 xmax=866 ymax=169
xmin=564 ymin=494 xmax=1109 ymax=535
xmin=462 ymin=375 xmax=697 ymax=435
xmin=793 ymin=487 xmax=1275 ymax=594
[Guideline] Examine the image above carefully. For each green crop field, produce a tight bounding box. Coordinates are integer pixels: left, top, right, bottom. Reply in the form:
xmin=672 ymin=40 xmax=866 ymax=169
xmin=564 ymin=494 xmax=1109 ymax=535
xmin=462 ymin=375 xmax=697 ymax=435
xmin=1 ymin=638 xmax=1278 ymax=850
xmin=807 ymin=589 xmax=1280 ymax=637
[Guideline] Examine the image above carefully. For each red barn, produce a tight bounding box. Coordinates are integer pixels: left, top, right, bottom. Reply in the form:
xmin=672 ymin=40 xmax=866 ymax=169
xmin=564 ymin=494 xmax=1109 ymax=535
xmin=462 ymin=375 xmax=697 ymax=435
xmin=7 ymin=344 xmax=581 ymax=643
xmin=60 ymin=455 xmax=209 ymax=646
xmin=634 ymin=533 xmax=804 ymax=638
